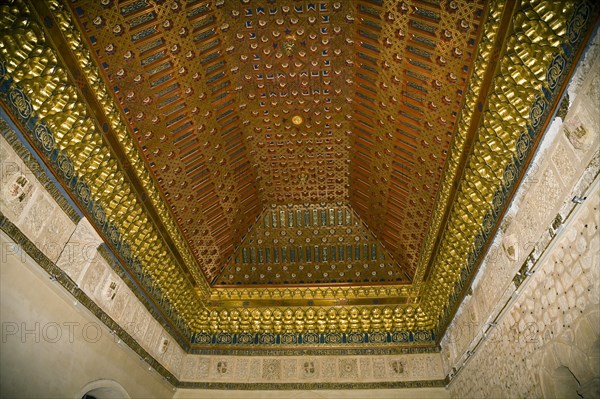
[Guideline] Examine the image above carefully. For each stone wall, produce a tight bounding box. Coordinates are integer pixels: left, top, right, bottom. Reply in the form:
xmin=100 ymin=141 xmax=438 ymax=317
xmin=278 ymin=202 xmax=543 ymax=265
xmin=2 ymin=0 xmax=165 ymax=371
xmin=447 ymin=183 xmax=599 ymax=398
xmin=443 ymin=30 xmax=600 ymax=399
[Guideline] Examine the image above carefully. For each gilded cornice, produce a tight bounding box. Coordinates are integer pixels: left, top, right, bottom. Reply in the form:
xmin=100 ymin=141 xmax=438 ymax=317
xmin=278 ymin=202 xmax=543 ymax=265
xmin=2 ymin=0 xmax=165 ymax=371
xmin=210 ymin=284 xmax=417 ymax=303
xmin=421 ymin=0 xmax=599 ymax=331
xmin=414 ymin=0 xmax=508 ymax=288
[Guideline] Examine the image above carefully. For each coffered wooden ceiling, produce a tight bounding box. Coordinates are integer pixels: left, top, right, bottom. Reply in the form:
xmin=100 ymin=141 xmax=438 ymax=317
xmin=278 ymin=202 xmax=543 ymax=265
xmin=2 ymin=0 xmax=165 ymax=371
xmin=64 ymin=0 xmax=484 ymax=286
xmin=1 ymin=0 xmax=596 ymax=348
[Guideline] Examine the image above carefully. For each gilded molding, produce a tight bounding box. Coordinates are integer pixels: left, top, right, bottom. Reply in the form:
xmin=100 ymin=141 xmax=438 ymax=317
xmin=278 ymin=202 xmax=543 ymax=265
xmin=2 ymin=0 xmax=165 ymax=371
xmin=192 ymin=305 xmax=434 ymax=337
xmin=211 ymin=284 xmax=416 ymax=303
xmin=423 ymin=0 xmax=600 ymax=334
xmin=415 ymin=0 xmax=509 ymax=289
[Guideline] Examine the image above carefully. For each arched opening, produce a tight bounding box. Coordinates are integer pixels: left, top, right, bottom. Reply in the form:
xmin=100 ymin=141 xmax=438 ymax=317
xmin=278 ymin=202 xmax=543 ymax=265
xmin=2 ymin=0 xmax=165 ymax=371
xmin=75 ymin=380 xmax=130 ymax=399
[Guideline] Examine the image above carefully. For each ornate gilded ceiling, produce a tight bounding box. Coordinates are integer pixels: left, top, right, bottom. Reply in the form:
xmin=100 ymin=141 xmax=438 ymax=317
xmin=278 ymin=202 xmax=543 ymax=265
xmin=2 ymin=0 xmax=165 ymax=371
xmin=57 ymin=0 xmax=488 ymax=286
xmin=0 ymin=0 xmax=597 ymax=350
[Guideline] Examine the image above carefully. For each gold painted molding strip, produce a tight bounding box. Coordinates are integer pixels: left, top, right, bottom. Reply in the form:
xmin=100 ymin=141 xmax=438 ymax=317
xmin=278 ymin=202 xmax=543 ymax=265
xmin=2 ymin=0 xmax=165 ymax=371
xmin=422 ymin=0 xmax=518 ymax=283
xmin=211 ymin=284 xmax=418 ymax=303
xmin=423 ymin=0 xmax=600 ymax=335
xmin=209 ymin=296 xmax=410 ymax=308
xmin=435 ymin=4 xmax=600 ymax=340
